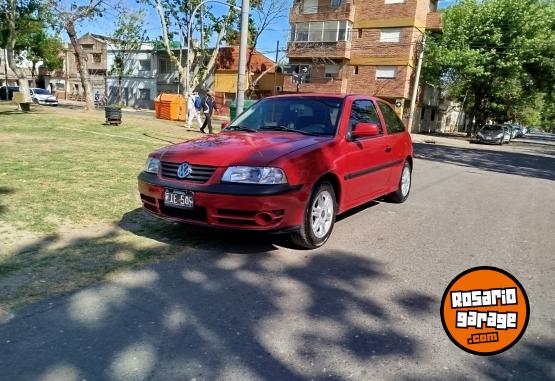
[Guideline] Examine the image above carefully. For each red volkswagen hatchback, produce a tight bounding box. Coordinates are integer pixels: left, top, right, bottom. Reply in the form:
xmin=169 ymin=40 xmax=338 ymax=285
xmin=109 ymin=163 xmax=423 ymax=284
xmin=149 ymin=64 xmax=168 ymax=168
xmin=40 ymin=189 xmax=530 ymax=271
xmin=138 ymin=94 xmax=413 ymax=248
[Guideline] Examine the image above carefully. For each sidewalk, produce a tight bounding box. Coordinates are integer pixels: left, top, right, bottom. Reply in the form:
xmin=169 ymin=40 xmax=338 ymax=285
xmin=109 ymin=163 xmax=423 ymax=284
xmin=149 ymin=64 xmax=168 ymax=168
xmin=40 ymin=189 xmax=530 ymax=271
xmin=411 ymin=133 xmax=471 ymax=148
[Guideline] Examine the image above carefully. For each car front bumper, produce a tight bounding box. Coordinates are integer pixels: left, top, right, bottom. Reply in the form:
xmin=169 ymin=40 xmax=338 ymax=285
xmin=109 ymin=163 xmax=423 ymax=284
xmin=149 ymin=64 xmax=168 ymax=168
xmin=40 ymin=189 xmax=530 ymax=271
xmin=476 ymin=136 xmax=503 ymax=144
xmin=37 ymin=99 xmax=58 ymax=105
xmin=138 ymin=172 xmax=306 ymax=231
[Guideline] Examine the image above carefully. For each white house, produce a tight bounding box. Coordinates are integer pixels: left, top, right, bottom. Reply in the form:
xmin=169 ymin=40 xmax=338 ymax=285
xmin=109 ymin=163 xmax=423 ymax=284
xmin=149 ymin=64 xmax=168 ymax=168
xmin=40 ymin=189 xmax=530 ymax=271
xmin=106 ymin=43 xmax=158 ymax=109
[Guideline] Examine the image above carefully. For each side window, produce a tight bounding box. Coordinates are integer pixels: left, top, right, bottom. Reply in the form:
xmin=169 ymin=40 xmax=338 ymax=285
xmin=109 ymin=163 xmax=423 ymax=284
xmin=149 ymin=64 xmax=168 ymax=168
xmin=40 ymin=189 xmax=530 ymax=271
xmin=349 ymin=100 xmax=383 ymax=135
xmin=378 ymin=102 xmax=405 ymax=134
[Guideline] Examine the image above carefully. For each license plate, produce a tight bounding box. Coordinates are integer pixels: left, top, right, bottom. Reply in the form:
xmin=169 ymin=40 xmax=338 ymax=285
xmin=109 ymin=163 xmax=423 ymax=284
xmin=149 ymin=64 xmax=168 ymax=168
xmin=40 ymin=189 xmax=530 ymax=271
xmin=164 ymin=189 xmax=194 ymax=209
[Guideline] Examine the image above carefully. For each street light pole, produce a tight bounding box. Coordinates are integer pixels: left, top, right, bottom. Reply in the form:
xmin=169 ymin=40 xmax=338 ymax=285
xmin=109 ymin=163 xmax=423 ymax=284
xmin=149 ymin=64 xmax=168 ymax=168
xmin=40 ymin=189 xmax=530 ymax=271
xmin=186 ymin=0 xmax=241 ymax=97
xmin=236 ymin=0 xmax=250 ymax=115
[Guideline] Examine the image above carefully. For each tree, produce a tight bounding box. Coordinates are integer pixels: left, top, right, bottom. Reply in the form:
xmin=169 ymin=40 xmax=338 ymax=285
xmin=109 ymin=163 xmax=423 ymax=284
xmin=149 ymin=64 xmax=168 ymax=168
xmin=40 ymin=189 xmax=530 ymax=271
xmin=46 ymin=0 xmax=105 ymax=110
xmin=109 ymin=10 xmax=146 ymax=105
xmin=143 ymin=0 xmax=239 ymax=93
xmin=423 ymin=0 xmax=555 ymax=132
xmin=0 ymin=0 xmax=43 ymax=99
xmin=17 ymin=28 xmax=64 ymax=86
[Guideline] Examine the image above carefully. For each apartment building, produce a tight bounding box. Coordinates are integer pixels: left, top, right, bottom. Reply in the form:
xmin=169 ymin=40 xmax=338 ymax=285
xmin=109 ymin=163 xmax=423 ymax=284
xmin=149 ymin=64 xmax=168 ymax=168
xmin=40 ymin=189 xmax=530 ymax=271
xmin=48 ymin=33 xmax=108 ymax=99
xmin=285 ymin=0 xmax=442 ymax=128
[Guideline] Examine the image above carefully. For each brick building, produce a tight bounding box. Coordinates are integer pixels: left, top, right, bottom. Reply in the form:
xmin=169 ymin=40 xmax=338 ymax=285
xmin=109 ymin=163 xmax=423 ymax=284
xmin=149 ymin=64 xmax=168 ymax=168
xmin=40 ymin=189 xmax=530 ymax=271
xmin=285 ymin=0 xmax=442 ymax=128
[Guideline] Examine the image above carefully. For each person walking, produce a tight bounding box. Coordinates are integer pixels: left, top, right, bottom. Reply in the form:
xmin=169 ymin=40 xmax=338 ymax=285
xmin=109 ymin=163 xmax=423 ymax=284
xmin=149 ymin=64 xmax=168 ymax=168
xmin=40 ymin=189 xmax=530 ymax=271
xmin=185 ymin=92 xmax=203 ymax=130
xmin=200 ymin=91 xmax=218 ymax=134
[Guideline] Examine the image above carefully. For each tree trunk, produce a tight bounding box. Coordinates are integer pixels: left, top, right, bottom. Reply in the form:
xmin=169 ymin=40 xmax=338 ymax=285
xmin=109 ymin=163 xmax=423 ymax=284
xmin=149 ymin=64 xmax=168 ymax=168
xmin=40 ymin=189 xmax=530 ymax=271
xmin=118 ymin=76 xmax=123 ymax=105
xmin=5 ymin=0 xmax=29 ymax=100
xmin=65 ymin=19 xmax=94 ymax=110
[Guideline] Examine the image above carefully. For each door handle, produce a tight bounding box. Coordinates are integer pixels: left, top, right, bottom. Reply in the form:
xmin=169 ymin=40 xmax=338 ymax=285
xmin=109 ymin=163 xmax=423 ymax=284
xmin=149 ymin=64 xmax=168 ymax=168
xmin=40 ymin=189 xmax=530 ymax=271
xmin=385 ymin=146 xmax=392 ymax=152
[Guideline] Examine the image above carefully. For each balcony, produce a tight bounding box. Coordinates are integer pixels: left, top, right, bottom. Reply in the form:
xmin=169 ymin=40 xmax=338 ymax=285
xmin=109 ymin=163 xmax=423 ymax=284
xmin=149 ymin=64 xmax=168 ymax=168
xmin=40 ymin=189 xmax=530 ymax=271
xmin=426 ymin=12 xmax=443 ymax=31
xmin=290 ymin=0 xmax=355 ymax=23
xmin=288 ymin=41 xmax=351 ymax=60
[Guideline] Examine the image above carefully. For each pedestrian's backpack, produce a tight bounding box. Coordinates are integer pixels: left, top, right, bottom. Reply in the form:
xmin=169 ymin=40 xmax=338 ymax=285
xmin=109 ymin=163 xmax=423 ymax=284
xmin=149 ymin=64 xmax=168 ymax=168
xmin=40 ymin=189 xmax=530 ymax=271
xmin=194 ymin=95 xmax=202 ymax=110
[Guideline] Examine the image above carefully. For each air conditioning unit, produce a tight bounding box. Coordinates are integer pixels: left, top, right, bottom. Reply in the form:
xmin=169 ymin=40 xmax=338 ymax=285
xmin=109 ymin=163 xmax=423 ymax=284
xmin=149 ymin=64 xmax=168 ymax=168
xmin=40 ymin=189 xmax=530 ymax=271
xmin=275 ymin=86 xmax=283 ymax=93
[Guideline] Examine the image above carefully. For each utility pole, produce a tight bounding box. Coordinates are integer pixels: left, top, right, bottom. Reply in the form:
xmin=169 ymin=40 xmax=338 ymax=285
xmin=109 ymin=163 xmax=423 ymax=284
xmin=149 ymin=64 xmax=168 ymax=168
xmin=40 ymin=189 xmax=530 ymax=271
xmin=408 ymin=34 xmax=426 ymax=133
xmin=273 ymin=40 xmax=279 ymax=95
xmin=236 ymin=0 xmax=250 ymax=115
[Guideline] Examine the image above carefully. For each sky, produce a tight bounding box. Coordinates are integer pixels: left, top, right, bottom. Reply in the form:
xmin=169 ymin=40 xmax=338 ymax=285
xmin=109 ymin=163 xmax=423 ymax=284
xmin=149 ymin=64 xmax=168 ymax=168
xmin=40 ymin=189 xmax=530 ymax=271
xmin=74 ymin=0 xmax=454 ymax=62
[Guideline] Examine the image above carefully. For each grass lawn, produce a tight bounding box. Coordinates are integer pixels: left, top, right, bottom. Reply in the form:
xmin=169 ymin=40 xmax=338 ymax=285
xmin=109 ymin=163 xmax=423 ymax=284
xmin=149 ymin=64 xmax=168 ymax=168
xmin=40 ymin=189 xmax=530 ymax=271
xmin=0 ymin=102 xmax=218 ymax=314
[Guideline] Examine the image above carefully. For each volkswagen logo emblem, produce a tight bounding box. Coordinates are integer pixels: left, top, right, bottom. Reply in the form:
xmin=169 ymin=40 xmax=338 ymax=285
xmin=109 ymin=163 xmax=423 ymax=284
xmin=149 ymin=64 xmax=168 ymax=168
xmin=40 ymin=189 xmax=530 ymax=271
xmin=176 ymin=163 xmax=192 ymax=179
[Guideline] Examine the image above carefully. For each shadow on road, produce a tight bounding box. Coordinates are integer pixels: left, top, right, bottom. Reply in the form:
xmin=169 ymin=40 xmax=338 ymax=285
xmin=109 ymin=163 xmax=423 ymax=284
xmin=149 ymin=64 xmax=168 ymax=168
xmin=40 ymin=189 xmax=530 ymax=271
xmin=414 ymin=143 xmax=555 ymax=181
xmin=0 ymin=220 xmax=429 ymax=380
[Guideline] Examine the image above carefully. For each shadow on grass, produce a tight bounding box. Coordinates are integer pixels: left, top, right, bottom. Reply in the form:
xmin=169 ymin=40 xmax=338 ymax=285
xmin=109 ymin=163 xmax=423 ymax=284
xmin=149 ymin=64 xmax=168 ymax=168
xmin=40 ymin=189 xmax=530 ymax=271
xmin=414 ymin=143 xmax=555 ymax=181
xmin=0 ymin=213 xmax=433 ymax=380
xmin=0 ymin=186 xmax=15 ymax=216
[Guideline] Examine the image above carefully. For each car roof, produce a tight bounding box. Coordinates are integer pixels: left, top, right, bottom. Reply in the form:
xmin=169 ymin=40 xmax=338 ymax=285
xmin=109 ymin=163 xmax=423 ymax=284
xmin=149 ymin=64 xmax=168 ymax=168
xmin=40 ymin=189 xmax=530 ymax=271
xmin=266 ymin=93 xmax=389 ymax=102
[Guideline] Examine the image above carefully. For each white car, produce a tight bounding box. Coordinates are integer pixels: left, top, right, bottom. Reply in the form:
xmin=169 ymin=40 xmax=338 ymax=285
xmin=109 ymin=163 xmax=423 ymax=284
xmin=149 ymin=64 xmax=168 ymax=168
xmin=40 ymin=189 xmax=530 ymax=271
xmin=30 ymin=88 xmax=58 ymax=106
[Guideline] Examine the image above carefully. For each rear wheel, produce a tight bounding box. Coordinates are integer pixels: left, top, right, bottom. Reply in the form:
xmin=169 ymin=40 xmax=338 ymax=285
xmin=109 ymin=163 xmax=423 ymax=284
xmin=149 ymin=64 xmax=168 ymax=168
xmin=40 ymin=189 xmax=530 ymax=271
xmin=291 ymin=181 xmax=336 ymax=249
xmin=387 ymin=161 xmax=412 ymax=203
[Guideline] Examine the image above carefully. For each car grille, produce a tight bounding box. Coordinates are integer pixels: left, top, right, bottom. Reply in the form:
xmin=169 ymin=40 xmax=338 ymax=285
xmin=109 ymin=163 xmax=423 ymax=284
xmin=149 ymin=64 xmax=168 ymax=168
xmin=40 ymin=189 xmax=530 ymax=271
xmin=161 ymin=161 xmax=217 ymax=183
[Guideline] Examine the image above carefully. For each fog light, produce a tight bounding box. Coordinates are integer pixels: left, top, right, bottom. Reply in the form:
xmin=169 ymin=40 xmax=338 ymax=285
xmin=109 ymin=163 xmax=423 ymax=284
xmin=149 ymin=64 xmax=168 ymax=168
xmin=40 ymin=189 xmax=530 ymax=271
xmin=254 ymin=212 xmax=273 ymax=226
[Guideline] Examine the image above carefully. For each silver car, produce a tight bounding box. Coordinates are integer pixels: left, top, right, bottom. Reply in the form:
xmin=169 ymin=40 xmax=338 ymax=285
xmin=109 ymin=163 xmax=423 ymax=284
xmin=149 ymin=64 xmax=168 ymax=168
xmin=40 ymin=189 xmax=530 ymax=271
xmin=30 ymin=88 xmax=58 ymax=106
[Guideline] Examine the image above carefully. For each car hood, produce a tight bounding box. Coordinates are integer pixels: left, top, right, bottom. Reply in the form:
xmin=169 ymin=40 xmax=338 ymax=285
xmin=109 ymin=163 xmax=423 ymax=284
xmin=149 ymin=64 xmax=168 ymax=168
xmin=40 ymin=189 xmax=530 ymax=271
xmin=159 ymin=131 xmax=331 ymax=166
xmin=34 ymin=94 xmax=56 ymax=100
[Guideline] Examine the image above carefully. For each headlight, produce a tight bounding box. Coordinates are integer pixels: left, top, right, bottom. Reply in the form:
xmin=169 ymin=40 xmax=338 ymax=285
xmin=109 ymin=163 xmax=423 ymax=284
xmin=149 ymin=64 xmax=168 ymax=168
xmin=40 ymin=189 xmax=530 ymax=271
xmin=221 ymin=166 xmax=287 ymax=184
xmin=144 ymin=157 xmax=160 ymax=174
xmin=477 ymin=132 xmax=484 ymax=138
xmin=496 ymin=133 xmax=503 ymax=138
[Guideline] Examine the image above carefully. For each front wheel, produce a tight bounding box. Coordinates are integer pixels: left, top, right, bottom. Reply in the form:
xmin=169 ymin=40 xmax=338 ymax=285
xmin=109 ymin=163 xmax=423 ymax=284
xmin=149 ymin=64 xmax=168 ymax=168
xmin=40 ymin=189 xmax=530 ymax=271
xmin=291 ymin=181 xmax=337 ymax=249
xmin=387 ymin=161 xmax=412 ymax=203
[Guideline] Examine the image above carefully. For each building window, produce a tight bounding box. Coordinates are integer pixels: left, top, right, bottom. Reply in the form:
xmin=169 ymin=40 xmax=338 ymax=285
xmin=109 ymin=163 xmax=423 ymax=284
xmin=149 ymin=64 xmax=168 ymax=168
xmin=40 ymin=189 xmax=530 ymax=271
xmin=376 ymin=66 xmax=397 ymax=79
xmin=92 ymin=53 xmax=102 ymax=63
xmin=139 ymin=88 xmax=150 ymax=100
xmin=292 ymin=21 xmax=352 ymax=42
xmin=380 ymin=28 xmax=401 ymax=43
xmin=330 ymin=0 xmax=343 ymax=7
xmin=295 ymin=23 xmax=309 ymax=42
xmin=358 ymin=29 xmax=363 ymax=39
xmin=385 ymin=0 xmax=405 ymax=3
xmin=81 ymin=44 xmax=94 ymax=50
xmin=158 ymin=58 xmax=176 ymax=74
xmin=303 ymin=0 xmax=318 ymax=14
xmin=354 ymin=66 xmax=359 ymax=75
xmin=325 ymin=64 xmax=340 ymax=78
xmin=139 ymin=59 xmax=151 ymax=71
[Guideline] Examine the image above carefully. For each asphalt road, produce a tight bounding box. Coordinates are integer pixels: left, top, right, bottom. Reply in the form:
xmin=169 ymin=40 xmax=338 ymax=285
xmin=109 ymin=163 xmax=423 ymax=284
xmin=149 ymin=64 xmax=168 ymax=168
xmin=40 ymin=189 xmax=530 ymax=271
xmin=1 ymin=135 xmax=554 ymax=381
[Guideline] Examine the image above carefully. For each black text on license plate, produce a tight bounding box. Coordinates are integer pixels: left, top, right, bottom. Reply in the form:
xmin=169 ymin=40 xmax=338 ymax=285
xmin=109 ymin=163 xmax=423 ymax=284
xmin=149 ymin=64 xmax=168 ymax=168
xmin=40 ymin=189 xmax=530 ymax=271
xmin=164 ymin=189 xmax=194 ymax=209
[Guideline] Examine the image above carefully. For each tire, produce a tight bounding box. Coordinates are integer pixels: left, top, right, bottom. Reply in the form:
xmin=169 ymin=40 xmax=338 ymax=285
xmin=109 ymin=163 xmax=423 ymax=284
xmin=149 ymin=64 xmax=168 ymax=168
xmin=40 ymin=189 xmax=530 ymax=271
xmin=387 ymin=160 xmax=412 ymax=203
xmin=291 ymin=181 xmax=337 ymax=249
xmin=32 ymin=98 xmax=39 ymax=104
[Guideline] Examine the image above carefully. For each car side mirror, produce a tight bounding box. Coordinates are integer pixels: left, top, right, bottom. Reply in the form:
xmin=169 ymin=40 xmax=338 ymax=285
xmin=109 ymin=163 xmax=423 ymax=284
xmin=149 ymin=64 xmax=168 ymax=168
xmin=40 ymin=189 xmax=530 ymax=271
xmin=351 ymin=122 xmax=380 ymax=139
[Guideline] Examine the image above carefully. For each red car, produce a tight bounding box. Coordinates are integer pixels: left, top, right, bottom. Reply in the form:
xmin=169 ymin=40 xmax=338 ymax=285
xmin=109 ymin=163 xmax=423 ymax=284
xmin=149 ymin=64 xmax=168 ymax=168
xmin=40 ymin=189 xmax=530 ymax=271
xmin=138 ymin=94 xmax=413 ymax=248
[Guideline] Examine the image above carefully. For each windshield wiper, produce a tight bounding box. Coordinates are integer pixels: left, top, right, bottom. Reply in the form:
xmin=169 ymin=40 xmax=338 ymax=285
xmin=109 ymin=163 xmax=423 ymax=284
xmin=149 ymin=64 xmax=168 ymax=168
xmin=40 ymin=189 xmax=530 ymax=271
xmin=226 ymin=126 xmax=257 ymax=132
xmin=259 ymin=125 xmax=318 ymax=136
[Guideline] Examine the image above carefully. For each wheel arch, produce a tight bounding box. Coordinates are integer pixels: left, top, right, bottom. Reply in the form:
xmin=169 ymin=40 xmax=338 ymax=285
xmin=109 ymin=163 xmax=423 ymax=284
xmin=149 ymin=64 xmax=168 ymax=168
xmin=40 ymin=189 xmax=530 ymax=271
xmin=406 ymin=155 xmax=413 ymax=169
xmin=314 ymin=172 xmax=342 ymax=208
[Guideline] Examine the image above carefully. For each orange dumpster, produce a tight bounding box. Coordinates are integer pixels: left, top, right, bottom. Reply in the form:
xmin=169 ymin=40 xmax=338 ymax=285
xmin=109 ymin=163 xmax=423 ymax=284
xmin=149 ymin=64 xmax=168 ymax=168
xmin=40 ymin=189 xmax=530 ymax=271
xmin=154 ymin=93 xmax=187 ymax=121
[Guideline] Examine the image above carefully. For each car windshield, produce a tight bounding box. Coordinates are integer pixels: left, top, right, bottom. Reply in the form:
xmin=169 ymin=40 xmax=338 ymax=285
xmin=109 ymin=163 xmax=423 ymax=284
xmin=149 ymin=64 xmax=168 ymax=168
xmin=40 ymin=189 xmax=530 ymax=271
xmin=227 ymin=97 xmax=343 ymax=136
xmin=482 ymin=125 xmax=503 ymax=132
xmin=32 ymin=89 xmax=51 ymax=95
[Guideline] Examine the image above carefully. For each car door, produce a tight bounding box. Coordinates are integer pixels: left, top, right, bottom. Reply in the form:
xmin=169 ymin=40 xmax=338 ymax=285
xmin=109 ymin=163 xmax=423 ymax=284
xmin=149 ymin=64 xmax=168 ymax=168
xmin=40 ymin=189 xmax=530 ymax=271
xmin=377 ymin=101 xmax=409 ymax=188
xmin=341 ymin=99 xmax=391 ymax=206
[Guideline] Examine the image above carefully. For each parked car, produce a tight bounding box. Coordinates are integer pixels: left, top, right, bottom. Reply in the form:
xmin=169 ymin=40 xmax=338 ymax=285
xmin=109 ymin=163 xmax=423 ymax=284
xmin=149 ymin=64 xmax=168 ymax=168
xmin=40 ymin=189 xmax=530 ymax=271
xmin=504 ymin=124 xmax=518 ymax=139
xmin=0 ymin=86 xmax=19 ymax=100
xmin=476 ymin=125 xmax=510 ymax=144
xmin=29 ymin=88 xmax=58 ymax=106
xmin=138 ymin=94 xmax=414 ymax=248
